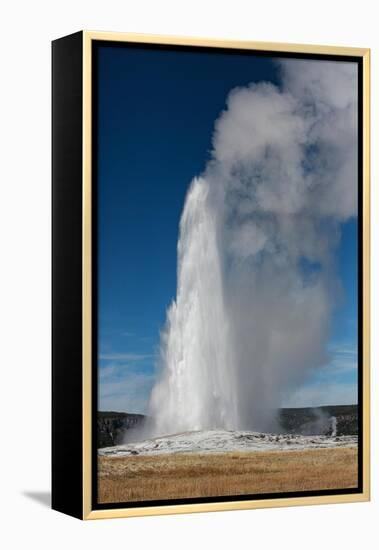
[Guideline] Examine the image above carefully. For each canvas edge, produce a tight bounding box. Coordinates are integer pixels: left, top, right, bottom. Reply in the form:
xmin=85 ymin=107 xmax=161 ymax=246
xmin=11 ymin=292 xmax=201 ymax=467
xmin=51 ymin=30 xmax=84 ymax=520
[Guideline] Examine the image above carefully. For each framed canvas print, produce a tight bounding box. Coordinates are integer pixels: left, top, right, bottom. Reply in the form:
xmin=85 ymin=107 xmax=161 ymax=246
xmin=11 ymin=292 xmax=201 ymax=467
xmin=52 ymin=31 xmax=370 ymax=520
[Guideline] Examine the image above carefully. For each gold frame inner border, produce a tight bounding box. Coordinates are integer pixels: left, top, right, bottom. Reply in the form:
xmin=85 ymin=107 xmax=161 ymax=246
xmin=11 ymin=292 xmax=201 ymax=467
xmin=81 ymin=31 xmax=370 ymax=520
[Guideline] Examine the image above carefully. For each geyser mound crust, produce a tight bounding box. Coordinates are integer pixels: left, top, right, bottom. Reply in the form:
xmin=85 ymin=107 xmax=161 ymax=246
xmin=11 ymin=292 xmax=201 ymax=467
xmin=98 ymin=429 xmax=357 ymax=457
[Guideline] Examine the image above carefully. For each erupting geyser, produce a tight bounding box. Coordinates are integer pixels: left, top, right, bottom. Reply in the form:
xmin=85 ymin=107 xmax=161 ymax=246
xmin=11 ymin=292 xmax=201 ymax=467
xmin=148 ymin=60 xmax=358 ymax=437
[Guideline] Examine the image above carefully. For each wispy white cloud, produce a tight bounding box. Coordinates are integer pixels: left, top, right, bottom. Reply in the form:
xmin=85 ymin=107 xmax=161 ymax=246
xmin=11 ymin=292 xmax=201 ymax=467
xmin=99 ymin=352 xmax=153 ymax=361
xmin=283 ymin=381 xmax=357 ymax=408
xmin=99 ymin=369 xmax=155 ymax=414
xmin=99 ymin=363 xmax=131 ymax=381
xmin=139 ymin=336 xmax=154 ymax=343
xmin=281 ymin=341 xmax=358 ymax=408
xmin=329 ymin=343 xmax=357 ymax=356
xmin=98 ymin=347 xmax=156 ymax=412
xmin=323 ymin=343 xmax=357 ymax=375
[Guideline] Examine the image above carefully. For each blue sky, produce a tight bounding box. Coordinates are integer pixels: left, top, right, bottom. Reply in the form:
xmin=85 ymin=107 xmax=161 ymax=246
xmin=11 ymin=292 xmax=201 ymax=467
xmin=97 ymin=45 xmax=358 ymax=413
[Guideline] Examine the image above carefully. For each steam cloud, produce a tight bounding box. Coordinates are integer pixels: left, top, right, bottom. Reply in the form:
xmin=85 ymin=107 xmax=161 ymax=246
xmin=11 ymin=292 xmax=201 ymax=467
xmin=148 ymin=59 xmax=357 ymax=436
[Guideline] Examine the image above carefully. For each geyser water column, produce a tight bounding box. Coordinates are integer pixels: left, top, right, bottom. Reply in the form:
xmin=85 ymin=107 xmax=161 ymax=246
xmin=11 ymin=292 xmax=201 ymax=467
xmin=148 ymin=59 xmax=358 ymax=437
xmin=149 ymin=177 xmax=239 ymax=434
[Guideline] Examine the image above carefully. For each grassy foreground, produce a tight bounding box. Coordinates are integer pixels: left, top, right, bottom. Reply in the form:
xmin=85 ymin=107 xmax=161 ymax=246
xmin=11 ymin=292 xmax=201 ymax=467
xmin=98 ymin=447 xmax=358 ymax=504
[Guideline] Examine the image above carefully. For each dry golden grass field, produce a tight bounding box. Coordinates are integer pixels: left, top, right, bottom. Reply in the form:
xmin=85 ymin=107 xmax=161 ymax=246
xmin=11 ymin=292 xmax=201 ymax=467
xmin=98 ymin=447 xmax=358 ymax=504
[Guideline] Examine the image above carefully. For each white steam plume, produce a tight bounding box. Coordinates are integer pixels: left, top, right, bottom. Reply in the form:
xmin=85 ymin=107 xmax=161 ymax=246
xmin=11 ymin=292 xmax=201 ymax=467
xmin=148 ymin=59 xmax=357 ymax=436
